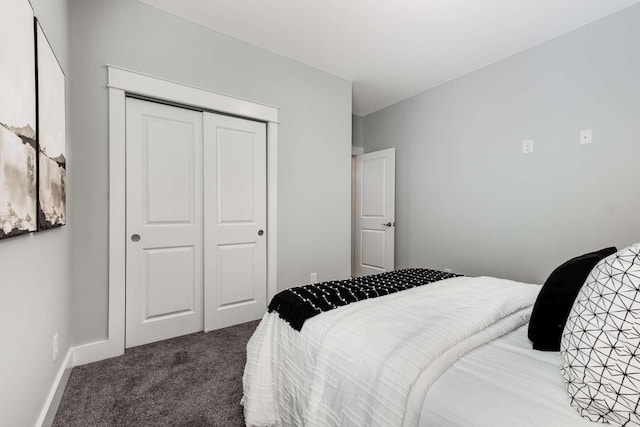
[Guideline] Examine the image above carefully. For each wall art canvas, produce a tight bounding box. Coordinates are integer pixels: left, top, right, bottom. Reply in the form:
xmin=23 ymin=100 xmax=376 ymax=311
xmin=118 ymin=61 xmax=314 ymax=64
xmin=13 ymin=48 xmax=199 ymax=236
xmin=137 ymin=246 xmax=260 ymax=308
xmin=36 ymin=20 xmax=66 ymax=230
xmin=0 ymin=0 xmax=37 ymax=239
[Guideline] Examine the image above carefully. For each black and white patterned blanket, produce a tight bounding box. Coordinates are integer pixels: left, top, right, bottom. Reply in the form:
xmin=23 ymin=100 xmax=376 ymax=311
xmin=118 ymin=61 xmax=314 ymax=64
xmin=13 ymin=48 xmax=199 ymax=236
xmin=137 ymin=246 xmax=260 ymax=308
xmin=268 ymin=268 xmax=461 ymax=331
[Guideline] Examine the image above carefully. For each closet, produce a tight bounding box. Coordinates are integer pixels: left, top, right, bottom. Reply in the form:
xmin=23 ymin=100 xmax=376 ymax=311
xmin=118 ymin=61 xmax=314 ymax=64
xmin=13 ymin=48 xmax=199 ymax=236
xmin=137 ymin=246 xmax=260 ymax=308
xmin=124 ymin=97 xmax=267 ymax=348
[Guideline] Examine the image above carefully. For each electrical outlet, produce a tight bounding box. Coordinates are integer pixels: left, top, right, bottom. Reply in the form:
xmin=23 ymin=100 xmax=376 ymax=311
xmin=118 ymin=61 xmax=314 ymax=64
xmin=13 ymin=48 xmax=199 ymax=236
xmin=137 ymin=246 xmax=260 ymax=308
xmin=52 ymin=333 xmax=59 ymax=362
xmin=310 ymin=272 xmax=318 ymax=284
xmin=522 ymin=139 xmax=534 ymax=154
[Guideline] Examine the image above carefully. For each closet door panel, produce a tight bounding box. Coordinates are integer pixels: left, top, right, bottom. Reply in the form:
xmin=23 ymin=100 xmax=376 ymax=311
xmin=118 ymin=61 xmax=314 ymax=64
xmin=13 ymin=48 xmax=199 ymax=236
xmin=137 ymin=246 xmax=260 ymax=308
xmin=204 ymin=113 xmax=267 ymax=331
xmin=125 ymin=98 xmax=204 ymax=348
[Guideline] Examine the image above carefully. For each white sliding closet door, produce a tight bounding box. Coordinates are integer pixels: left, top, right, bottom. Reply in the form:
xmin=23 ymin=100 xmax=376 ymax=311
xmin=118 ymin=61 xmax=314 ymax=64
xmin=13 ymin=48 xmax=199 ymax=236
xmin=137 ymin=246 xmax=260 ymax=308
xmin=125 ymin=98 xmax=204 ymax=348
xmin=204 ymin=113 xmax=267 ymax=331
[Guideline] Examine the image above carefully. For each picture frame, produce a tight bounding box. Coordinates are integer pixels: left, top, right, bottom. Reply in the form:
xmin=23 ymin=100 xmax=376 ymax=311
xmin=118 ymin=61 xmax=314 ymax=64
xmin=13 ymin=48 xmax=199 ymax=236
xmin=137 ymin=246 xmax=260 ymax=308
xmin=0 ymin=0 xmax=38 ymax=239
xmin=35 ymin=18 xmax=66 ymax=230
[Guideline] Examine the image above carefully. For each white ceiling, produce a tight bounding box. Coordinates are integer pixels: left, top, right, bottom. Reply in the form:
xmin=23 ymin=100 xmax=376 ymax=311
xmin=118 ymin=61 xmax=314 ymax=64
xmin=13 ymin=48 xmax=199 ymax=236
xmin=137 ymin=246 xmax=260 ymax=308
xmin=137 ymin=0 xmax=640 ymax=116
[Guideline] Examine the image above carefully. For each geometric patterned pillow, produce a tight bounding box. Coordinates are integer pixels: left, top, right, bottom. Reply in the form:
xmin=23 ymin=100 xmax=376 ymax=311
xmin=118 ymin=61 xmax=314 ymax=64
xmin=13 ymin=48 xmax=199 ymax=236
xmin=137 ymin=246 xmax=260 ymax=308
xmin=561 ymin=243 xmax=640 ymax=426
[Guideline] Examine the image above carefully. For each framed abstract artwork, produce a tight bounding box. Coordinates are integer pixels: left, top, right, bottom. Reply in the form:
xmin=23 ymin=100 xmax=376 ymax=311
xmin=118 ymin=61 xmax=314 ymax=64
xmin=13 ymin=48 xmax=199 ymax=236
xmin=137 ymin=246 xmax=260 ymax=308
xmin=36 ymin=19 xmax=66 ymax=230
xmin=0 ymin=0 xmax=38 ymax=239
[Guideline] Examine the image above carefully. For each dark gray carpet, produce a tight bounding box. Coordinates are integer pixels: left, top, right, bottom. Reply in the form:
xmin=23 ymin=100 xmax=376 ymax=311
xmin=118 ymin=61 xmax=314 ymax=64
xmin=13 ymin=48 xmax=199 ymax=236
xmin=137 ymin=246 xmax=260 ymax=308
xmin=53 ymin=320 xmax=259 ymax=427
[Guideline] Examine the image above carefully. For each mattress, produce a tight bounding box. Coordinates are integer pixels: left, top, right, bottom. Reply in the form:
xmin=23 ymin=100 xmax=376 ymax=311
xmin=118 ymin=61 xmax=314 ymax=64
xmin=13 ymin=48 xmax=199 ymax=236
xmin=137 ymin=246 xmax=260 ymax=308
xmin=244 ymin=276 xmax=548 ymax=426
xmin=243 ymin=275 xmax=598 ymax=426
xmin=421 ymin=324 xmax=595 ymax=426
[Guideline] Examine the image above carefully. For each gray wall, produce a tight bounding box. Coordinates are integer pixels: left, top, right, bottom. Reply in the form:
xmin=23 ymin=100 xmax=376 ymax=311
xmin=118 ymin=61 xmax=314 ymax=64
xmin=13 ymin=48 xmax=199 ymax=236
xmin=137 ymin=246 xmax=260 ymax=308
xmin=0 ymin=0 xmax=71 ymax=425
xmin=352 ymin=114 xmax=364 ymax=148
xmin=69 ymin=0 xmax=352 ymax=345
xmin=363 ymin=4 xmax=640 ymax=284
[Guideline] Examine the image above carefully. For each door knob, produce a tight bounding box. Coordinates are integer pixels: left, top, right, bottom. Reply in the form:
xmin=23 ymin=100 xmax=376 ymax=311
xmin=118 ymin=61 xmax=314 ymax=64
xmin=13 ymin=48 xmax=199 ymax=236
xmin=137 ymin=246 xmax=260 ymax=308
xmin=382 ymin=222 xmax=394 ymax=227
xmin=258 ymin=230 xmax=264 ymax=236
xmin=131 ymin=234 xmax=141 ymax=242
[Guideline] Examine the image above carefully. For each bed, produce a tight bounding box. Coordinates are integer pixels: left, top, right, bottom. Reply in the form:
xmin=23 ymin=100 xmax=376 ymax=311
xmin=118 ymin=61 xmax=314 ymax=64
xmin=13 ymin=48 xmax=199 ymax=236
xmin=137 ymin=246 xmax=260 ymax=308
xmin=420 ymin=324 xmax=593 ymax=426
xmin=242 ymin=245 xmax=640 ymax=427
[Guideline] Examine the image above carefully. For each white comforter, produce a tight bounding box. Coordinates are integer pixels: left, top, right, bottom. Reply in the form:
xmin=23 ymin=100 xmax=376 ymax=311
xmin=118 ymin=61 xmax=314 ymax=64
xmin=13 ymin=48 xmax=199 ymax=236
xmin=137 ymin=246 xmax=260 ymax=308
xmin=420 ymin=325 xmax=595 ymax=426
xmin=242 ymin=276 xmax=539 ymax=427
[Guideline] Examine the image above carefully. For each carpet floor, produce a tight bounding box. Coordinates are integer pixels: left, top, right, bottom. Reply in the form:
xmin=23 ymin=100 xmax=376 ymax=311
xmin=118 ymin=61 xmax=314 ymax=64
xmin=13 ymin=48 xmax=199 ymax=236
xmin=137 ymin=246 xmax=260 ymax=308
xmin=53 ymin=320 xmax=259 ymax=427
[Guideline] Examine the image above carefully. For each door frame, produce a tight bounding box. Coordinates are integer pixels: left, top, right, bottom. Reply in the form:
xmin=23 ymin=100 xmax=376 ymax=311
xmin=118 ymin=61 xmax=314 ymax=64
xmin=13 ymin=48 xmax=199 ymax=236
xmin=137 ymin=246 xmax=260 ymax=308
xmin=74 ymin=65 xmax=279 ymax=365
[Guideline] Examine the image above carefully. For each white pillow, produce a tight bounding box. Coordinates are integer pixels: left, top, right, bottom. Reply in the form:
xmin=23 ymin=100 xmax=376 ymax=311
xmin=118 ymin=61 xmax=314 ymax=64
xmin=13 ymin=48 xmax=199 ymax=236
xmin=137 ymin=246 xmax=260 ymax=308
xmin=561 ymin=243 xmax=640 ymax=426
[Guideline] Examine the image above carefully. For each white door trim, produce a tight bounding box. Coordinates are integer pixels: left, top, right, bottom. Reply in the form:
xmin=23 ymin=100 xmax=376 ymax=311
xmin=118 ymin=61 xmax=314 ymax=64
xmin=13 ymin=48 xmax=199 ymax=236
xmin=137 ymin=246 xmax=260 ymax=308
xmin=107 ymin=65 xmax=279 ymax=123
xmin=75 ymin=66 xmax=279 ymax=365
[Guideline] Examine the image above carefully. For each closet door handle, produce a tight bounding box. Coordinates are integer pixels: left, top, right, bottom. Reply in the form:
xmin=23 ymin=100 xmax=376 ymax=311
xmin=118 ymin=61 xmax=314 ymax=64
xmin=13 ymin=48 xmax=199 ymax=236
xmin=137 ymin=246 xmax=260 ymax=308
xmin=382 ymin=222 xmax=393 ymax=227
xmin=131 ymin=234 xmax=141 ymax=242
xmin=258 ymin=230 xmax=264 ymax=236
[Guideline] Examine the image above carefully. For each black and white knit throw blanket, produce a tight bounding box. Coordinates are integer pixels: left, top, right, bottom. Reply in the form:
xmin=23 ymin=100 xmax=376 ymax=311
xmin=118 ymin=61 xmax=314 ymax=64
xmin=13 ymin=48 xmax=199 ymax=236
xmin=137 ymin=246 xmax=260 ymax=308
xmin=267 ymin=268 xmax=461 ymax=331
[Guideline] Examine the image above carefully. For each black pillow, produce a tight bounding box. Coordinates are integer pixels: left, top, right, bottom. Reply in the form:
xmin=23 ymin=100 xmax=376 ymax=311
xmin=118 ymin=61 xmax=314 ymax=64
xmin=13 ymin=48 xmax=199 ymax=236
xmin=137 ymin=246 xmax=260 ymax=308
xmin=528 ymin=246 xmax=617 ymax=351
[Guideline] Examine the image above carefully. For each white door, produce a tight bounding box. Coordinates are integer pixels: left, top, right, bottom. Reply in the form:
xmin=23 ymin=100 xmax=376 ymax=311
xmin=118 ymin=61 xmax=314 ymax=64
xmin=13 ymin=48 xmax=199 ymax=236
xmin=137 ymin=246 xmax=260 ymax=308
xmin=203 ymin=113 xmax=267 ymax=331
xmin=125 ymin=98 xmax=204 ymax=348
xmin=354 ymin=148 xmax=395 ymax=277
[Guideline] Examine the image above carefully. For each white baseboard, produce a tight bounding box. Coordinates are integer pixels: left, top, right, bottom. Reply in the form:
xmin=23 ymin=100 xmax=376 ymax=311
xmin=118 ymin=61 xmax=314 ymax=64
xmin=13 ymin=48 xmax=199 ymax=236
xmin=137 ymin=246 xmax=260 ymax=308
xmin=72 ymin=338 xmax=123 ymax=366
xmin=36 ymin=349 xmax=73 ymax=427
xmin=35 ymin=338 xmax=124 ymax=427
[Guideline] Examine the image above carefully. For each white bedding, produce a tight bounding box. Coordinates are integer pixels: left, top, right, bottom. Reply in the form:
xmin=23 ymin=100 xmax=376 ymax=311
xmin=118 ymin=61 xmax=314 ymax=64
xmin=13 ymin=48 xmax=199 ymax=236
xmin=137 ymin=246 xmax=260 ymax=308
xmin=243 ymin=276 xmax=540 ymax=427
xmin=421 ymin=324 xmax=595 ymax=426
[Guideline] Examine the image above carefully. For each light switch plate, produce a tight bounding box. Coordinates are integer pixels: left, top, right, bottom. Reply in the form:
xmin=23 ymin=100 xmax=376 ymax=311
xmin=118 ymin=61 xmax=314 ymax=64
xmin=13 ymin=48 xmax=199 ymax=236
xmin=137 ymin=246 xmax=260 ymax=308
xmin=580 ymin=129 xmax=593 ymax=145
